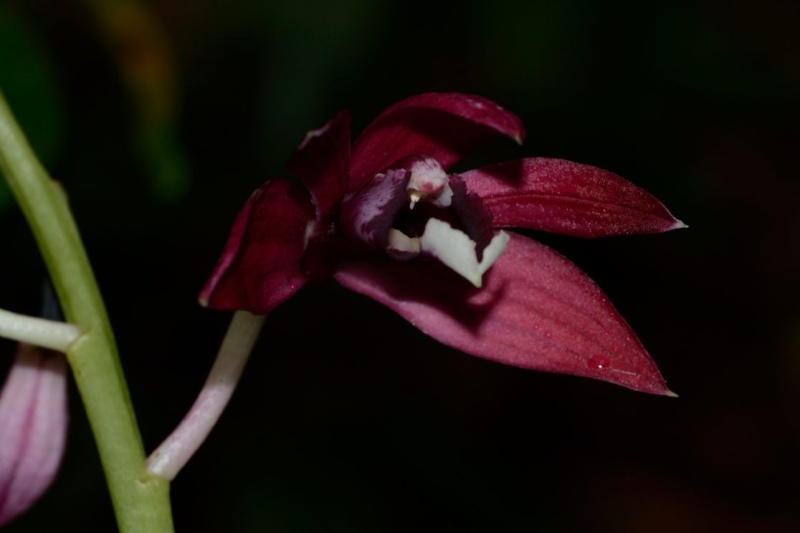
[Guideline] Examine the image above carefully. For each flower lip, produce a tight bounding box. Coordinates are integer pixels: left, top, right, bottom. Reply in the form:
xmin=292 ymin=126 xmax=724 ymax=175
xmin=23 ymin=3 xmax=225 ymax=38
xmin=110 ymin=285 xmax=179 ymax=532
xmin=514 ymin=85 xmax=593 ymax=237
xmin=340 ymin=155 xmax=505 ymax=286
xmin=418 ymin=219 xmax=510 ymax=288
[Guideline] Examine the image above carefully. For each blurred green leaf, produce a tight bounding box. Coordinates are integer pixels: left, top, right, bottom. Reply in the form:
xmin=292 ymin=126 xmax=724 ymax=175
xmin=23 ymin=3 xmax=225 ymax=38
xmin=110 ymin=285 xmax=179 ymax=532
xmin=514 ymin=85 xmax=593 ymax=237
xmin=0 ymin=4 xmax=64 ymax=212
xmin=256 ymin=0 xmax=390 ymax=168
xmin=475 ymin=0 xmax=595 ymax=106
xmin=137 ymin=123 xmax=190 ymax=203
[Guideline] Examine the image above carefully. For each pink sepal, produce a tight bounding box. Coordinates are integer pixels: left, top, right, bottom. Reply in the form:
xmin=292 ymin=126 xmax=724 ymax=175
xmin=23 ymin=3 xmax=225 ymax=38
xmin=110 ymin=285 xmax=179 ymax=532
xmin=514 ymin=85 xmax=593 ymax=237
xmin=463 ymin=158 xmax=685 ymax=237
xmin=334 ymin=234 xmax=671 ymax=395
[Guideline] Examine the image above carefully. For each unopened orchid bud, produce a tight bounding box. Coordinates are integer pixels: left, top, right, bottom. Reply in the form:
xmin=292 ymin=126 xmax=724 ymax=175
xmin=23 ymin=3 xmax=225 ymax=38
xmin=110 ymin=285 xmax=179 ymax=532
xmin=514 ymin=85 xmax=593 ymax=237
xmin=0 ymin=343 xmax=68 ymax=526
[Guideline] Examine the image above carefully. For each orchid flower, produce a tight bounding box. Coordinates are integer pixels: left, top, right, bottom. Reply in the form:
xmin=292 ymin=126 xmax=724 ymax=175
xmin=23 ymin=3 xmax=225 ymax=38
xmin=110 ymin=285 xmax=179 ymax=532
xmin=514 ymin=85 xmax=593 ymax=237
xmin=199 ymin=93 xmax=683 ymax=395
xmin=0 ymin=343 xmax=68 ymax=526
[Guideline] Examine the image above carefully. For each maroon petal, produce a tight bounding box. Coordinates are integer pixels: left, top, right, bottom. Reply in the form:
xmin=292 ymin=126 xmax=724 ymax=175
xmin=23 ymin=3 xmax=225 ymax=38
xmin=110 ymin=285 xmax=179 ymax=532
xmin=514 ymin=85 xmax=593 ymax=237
xmin=463 ymin=158 xmax=685 ymax=237
xmin=200 ymin=179 xmax=315 ymax=314
xmin=0 ymin=344 xmax=68 ymax=526
xmin=334 ymin=234 xmax=671 ymax=395
xmin=349 ymin=93 xmax=526 ymax=193
xmin=285 ymin=111 xmax=351 ymax=220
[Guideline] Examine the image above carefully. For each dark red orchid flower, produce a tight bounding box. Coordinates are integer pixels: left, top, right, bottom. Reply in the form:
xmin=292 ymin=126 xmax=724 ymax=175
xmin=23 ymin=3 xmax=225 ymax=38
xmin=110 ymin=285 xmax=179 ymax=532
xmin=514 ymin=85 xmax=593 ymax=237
xmin=200 ymin=93 xmax=684 ymax=395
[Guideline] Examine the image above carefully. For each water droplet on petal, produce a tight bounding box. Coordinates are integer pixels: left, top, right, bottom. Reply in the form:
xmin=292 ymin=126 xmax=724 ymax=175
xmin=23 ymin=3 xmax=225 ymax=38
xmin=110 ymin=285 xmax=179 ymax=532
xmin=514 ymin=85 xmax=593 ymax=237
xmin=587 ymin=354 xmax=610 ymax=370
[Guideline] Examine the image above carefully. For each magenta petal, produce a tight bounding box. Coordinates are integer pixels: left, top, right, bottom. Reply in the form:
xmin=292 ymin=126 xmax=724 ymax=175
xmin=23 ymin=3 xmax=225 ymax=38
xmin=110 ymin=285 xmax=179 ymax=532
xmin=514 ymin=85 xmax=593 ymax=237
xmin=334 ymin=234 xmax=671 ymax=395
xmin=463 ymin=158 xmax=685 ymax=237
xmin=285 ymin=111 xmax=351 ymax=220
xmin=0 ymin=344 xmax=68 ymax=526
xmin=349 ymin=93 xmax=526 ymax=192
xmin=200 ymin=179 xmax=315 ymax=314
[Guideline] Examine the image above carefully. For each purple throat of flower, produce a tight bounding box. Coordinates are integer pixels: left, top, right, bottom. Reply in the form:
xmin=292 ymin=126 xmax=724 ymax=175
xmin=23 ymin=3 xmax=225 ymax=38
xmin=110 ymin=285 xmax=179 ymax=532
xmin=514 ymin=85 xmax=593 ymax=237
xmin=337 ymin=156 xmax=508 ymax=288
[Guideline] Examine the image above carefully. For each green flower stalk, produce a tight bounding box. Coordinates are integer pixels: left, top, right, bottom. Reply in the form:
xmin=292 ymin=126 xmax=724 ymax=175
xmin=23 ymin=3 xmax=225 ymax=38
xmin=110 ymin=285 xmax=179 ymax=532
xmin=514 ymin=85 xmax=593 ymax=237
xmin=0 ymin=90 xmax=174 ymax=532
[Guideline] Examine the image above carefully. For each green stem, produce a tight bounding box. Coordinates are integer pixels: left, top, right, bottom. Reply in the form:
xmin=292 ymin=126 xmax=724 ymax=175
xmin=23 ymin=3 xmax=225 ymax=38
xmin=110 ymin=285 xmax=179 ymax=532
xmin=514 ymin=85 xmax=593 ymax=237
xmin=0 ymin=90 xmax=174 ymax=531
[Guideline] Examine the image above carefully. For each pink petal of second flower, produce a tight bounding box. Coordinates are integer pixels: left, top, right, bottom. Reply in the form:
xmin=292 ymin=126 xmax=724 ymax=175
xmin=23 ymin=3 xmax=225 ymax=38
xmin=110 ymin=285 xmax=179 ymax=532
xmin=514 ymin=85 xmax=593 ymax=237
xmin=200 ymin=179 xmax=315 ymax=314
xmin=285 ymin=111 xmax=351 ymax=220
xmin=463 ymin=158 xmax=685 ymax=237
xmin=334 ymin=234 xmax=671 ymax=395
xmin=0 ymin=344 xmax=68 ymax=526
xmin=350 ymin=93 xmax=526 ymax=193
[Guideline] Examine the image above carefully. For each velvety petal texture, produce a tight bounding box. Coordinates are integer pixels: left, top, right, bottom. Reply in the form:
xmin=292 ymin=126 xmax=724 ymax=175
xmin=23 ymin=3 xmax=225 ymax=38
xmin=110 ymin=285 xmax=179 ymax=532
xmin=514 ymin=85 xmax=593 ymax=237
xmin=0 ymin=344 xmax=68 ymax=526
xmin=335 ymin=234 xmax=670 ymax=395
xmin=350 ymin=93 xmax=526 ymax=192
xmin=463 ymin=158 xmax=685 ymax=237
xmin=200 ymin=179 xmax=315 ymax=314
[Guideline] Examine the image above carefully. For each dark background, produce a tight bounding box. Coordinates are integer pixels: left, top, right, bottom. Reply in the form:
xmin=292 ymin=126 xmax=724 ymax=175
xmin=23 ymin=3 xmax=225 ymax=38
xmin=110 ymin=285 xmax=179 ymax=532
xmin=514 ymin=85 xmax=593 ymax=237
xmin=1 ymin=0 xmax=799 ymax=531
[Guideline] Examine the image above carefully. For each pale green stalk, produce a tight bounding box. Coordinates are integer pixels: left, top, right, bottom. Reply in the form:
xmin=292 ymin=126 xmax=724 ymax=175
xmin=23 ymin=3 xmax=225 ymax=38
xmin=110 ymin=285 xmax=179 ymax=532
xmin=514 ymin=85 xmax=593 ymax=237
xmin=0 ymin=307 xmax=80 ymax=351
xmin=0 ymin=90 xmax=174 ymax=532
